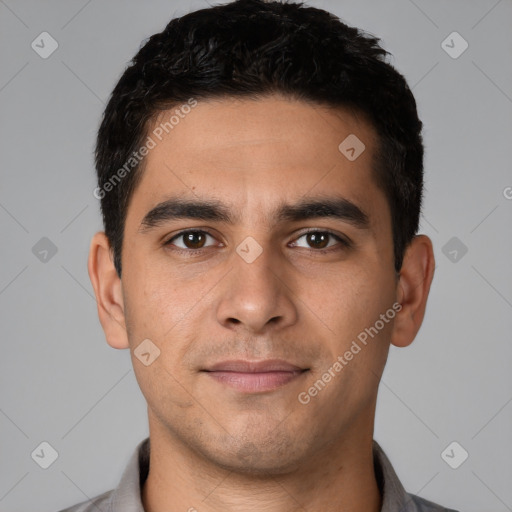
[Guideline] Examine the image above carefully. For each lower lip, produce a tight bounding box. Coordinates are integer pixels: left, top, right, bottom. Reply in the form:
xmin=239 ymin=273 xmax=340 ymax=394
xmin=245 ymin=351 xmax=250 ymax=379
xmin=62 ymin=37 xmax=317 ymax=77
xmin=204 ymin=370 xmax=306 ymax=393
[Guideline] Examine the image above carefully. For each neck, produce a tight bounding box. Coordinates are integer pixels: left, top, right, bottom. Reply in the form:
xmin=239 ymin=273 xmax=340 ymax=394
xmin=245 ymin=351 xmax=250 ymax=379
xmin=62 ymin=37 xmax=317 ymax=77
xmin=141 ymin=410 xmax=381 ymax=512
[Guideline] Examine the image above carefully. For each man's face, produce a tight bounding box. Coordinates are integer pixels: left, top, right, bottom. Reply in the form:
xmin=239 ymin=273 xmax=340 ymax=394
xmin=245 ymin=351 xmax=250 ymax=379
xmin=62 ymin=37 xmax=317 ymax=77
xmin=120 ymin=95 xmax=398 ymax=473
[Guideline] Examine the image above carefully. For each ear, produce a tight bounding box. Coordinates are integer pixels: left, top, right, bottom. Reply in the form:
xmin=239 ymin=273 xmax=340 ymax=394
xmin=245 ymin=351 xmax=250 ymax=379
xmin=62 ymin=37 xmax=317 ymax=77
xmin=87 ymin=231 xmax=130 ymax=349
xmin=391 ymin=234 xmax=435 ymax=348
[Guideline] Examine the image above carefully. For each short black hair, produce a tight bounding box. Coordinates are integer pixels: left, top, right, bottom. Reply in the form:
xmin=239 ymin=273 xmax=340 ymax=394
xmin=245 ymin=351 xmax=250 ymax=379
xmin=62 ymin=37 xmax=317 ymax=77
xmin=95 ymin=0 xmax=424 ymax=277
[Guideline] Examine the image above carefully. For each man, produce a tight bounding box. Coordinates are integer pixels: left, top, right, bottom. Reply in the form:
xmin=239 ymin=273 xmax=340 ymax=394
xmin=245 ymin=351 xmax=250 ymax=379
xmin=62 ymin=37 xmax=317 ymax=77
xmin=61 ymin=0 xmax=458 ymax=510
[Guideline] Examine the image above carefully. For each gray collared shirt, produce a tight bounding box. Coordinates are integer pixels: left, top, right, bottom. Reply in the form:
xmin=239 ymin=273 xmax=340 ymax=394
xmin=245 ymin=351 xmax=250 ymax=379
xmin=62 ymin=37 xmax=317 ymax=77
xmin=58 ymin=437 xmax=459 ymax=512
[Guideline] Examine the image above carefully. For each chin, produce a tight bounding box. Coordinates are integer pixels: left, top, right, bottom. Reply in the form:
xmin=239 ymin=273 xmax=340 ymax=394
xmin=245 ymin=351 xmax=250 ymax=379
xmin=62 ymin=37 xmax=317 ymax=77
xmin=213 ymin=454 xmax=302 ymax=476
xmin=203 ymin=435 xmax=305 ymax=476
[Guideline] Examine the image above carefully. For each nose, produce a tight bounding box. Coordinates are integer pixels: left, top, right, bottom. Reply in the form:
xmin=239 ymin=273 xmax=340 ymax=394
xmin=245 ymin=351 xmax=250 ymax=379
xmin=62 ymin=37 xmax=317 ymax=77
xmin=215 ymin=239 xmax=298 ymax=335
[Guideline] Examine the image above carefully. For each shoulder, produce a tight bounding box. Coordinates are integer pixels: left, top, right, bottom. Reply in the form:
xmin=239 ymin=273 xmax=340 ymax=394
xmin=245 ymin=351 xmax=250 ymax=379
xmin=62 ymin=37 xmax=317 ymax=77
xmin=56 ymin=489 xmax=113 ymax=512
xmin=406 ymin=492 xmax=460 ymax=512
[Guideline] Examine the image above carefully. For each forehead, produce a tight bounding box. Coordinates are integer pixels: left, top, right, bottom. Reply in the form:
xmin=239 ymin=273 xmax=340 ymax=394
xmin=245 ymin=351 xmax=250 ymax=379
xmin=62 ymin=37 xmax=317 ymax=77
xmin=126 ymin=95 xmax=389 ymax=234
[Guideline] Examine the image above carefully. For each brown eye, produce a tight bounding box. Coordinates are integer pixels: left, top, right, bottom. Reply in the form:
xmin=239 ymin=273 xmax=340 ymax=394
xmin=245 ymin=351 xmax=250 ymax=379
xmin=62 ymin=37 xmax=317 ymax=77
xmin=165 ymin=230 xmax=216 ymax=250
xmin=182 ymin=231 xmax=207 ymax=249
xmin=306 ymin=232 xmax=329 ymax=249
xmin=291 ymin=230 xmax=350 ymax=251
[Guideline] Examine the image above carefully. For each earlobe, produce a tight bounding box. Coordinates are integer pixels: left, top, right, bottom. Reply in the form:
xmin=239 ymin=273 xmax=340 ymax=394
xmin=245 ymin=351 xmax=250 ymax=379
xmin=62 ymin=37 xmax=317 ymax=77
xmin=87 ymin=231 xmax=130 ymax=349
xmin=390 ymin=235 xmax=435 ymax=348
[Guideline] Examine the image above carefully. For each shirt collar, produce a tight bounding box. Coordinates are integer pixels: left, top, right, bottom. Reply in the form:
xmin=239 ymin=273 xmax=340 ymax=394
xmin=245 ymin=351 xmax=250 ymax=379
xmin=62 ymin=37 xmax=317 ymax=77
xmin=108 ymin=437 xmax=411 ymax=512
xmin=108 ymin=437 xmax=149 ymax=512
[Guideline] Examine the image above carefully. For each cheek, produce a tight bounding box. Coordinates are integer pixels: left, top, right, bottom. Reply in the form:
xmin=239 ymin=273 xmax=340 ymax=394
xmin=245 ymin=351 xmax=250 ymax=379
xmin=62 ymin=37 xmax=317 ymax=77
xmin=304 ymin=263 xmax=396 ymax=347
xmin=123 ymin=264 xmax=217 ymax=376
xmin=123 ymin=250 xmax=203 ymax=336
xmin=123 ymin=273 xmax=200 ymax=405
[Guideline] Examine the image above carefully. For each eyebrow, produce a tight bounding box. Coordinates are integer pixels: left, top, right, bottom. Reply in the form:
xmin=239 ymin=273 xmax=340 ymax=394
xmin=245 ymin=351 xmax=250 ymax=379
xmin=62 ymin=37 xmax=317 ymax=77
xmin=138 ymin=195 xmax=370 ymax=233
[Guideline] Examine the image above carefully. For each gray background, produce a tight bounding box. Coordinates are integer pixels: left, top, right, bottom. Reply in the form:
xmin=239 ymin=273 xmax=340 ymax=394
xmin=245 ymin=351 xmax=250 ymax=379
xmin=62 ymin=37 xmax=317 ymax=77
xmin=1 ymin=0 xmax=511 ymax=510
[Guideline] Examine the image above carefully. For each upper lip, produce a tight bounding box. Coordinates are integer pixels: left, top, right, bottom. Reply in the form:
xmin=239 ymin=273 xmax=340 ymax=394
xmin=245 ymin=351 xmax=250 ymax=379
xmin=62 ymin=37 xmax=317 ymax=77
xmin=203 ymin=359 xmax=306 ymax=373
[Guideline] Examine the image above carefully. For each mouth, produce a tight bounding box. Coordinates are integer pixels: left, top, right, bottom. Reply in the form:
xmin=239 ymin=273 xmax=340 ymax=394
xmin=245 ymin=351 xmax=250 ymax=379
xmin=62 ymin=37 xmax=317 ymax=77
xmin=201 ymin=359 xmax=309 ymax=393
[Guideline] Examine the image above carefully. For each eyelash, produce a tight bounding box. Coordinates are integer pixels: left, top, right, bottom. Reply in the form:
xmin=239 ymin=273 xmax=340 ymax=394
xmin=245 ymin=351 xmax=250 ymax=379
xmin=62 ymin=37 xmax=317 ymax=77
xmin=163 ymin=229 xmax=352 ymax=255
